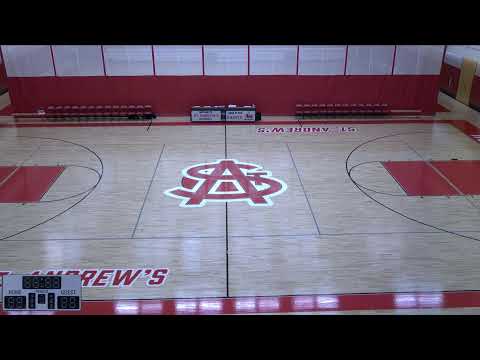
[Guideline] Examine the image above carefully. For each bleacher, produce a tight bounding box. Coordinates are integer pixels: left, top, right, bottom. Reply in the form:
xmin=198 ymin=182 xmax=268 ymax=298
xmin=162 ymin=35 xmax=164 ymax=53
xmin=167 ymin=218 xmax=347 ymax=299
xmin=295 ymin=103 xmax=390 ymax=118
xmin=43 ymin=104 xmax=156 ymax=120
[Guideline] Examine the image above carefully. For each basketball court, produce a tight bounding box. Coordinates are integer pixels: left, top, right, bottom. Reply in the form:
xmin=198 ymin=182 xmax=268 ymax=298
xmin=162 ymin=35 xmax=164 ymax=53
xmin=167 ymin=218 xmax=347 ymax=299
xmin=1 ymin=92 xmax=480 ymax=314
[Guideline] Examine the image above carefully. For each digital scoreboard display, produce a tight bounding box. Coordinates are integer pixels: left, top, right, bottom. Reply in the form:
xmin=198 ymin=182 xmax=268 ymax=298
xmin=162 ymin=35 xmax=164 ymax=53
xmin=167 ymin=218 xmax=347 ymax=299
xmin=22 ymin=276 xmax=62 ymax=289
xmin=2 ymin=275 xmax=81 ymax=311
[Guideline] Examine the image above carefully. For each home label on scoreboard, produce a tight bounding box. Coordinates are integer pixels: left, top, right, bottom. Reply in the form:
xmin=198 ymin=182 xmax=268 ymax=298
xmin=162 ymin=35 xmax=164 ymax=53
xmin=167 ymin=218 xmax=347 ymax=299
xmin=2 ymin=275 xmax=82 ymax=311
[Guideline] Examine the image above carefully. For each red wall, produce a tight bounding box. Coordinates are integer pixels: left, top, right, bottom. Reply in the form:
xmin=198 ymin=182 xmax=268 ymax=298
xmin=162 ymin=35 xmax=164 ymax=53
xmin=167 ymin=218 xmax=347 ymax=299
xmin=0 ymin=57 xmax=7 ymax=92
xmin=439 ymin=61 xmax=480 ymax=111
xmin=470 ymin=76 xmax=480 ymax=111
xmin=439 ymin=62 xmax=460 ymax=98
xmin=7 ymin=75 xmax=440 ymax=116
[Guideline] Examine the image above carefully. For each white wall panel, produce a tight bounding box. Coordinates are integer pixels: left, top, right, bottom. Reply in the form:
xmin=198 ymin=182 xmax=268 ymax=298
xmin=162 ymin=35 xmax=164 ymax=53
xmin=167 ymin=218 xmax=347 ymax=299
xmin=154 ymin=45 xmax=202 ymax=75
xmin=445 ymin=45 xmax=480 ymax=69
xmin=53 ymin=45 xmax=104 ymax=76
xmin=1 ymin=45 xmax=54 ymax=77
xmin=448 ymin=45 xmax=480 ymax=61
xmin=445 ymin=51 xmax=463 ymax=68
xmin=103 ymin=45 xmax=153 ymax=76
xmin=298 ymin=45 xmax=346 ymax=75
xmin=204 ymin=45 xmax=248 ymax=75
xmin=250 ymin=45 xmax=297 ymax=75
xmin=393 ymin=46 xmax=444 ymax=75
xmin=346 ymin=45 xmax=395 ymax=75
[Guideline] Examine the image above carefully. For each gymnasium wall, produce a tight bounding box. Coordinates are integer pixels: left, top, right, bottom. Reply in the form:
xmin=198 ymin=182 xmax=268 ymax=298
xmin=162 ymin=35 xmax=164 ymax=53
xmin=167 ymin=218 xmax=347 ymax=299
xmin=0 ymin=48 xmax=8 ymax=93
xmin=1 ymin=45 xmax=445 ymax=116
xmin=440 ymin=45 xmax=480 ymax=110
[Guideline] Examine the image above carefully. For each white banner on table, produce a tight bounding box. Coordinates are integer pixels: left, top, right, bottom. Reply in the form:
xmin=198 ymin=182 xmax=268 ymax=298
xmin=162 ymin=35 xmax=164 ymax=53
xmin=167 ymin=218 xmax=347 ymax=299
xmin=225 ymin=109 xmax=256 ymax=121
xmin=191 ymin=110 xmax=223 ymax=122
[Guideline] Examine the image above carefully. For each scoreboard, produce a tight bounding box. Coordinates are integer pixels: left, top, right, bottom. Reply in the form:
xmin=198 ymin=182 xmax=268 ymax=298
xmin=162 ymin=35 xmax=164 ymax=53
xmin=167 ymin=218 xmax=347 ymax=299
xmin=2 ymin=275 xmax=82 ymax=311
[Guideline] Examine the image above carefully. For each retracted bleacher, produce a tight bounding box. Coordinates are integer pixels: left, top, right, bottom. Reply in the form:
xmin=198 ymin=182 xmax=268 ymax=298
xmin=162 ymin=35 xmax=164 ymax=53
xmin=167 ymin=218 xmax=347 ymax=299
xmin=13 ymin=105 xmax=157 ymax=121
xmin=295 ymin=103 xmax=390 ymax=118
xmin=43 ymin=104 xmax=156 ymax=120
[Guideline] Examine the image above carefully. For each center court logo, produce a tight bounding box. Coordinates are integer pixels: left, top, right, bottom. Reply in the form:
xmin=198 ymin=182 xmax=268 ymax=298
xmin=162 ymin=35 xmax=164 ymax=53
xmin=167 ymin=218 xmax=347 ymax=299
xmin=164 ymin=159 xmax=287 ymax=207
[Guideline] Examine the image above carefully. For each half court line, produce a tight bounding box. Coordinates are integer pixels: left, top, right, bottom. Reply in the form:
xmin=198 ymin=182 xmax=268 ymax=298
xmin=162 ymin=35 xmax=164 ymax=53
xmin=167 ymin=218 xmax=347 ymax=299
xmin=286 ymin=142 xmax=321 ymax=235
xmin=131 ymin=144 xmax=165 ymax=238
xmin=225 ymin=121 xmax=230 ymax=297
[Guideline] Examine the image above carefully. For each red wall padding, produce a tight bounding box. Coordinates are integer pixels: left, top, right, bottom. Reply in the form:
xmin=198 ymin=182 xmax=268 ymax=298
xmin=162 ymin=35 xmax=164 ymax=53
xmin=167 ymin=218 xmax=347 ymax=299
xmin=439 ymin=62 xmax=460 ymax=98
xmin=439 ymin=61 xmax=480 ymax=110
xmin=470 ymin=75 xmax=480 ymax=111
xmin=0 ymin=61 xmax=8 ymax=92
xmin=7 ymin=75 xmax=440 ymax=116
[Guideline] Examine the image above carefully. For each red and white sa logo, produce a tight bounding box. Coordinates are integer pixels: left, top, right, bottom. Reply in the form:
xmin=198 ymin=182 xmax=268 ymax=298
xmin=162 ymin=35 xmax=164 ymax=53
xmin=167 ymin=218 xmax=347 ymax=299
xmin=164 ymin=159 xmax=287 ymax=207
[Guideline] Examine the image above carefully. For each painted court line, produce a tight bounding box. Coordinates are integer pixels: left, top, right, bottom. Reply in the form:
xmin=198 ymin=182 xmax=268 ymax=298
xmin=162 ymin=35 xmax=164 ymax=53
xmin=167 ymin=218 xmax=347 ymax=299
xmin=131 ymin=144 xmax=165 ymax=238
xmin=0 ymin=118 xmax=450 ymax=129
xmin=0 ymin=167 xmax=17 ymax=187
xmin=286 ymin=143 xmax=321 ymax=235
